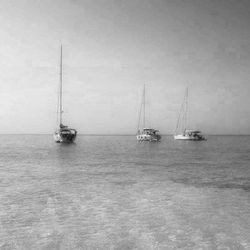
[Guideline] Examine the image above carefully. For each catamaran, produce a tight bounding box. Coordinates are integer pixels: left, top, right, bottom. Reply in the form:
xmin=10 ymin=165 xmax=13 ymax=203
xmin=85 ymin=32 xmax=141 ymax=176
xmin=53 ymin=46 xmax=77 ymax=143
xmin=136 ymin=85 xmax=161 ymax=142
xmin=174 ymin=88 xmax=206 ymax=141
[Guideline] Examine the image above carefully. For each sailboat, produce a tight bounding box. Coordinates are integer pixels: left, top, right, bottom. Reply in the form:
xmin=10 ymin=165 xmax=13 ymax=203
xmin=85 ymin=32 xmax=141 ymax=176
xmin=53 ymin=45 xmax=77 ymax=143
xmin=136 ymin=85 xmax=161 ymax=142
xmin=174 ymin=88 xmax=206 ymax=141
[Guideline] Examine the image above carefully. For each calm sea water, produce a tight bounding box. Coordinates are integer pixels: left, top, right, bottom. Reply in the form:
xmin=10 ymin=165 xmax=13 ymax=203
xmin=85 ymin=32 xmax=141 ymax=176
xmin=0 ymin=135 xmax=250 ymax=249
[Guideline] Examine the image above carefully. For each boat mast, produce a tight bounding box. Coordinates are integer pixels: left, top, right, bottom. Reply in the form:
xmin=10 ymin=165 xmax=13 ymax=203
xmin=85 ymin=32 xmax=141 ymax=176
xmin=175 ymin=103 xmax=182 ymax=135
xmin=143 ymin=84 xmax=145 ymax=129
xmin=137 ymin=85 xmax=144 ymax=133
xmin=59 ymin=45 xmax=63 ymax=126
xmin=184 ymin=87 xmax=188 ymax=132
xmin=175 ymin=87 xmax=188 ymax=135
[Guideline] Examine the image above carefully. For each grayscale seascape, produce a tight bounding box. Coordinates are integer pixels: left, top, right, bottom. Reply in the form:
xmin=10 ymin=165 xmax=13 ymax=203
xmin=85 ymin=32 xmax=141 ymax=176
xmin=1 ymin=0 xmax=250 ymax=249
xmin=1 ymin=135 xmax=250 ymax=249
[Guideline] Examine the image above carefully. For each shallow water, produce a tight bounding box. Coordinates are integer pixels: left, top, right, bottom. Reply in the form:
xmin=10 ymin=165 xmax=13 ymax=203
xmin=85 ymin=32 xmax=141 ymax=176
xmin=0 ymin=135 xmax=250 ymax=249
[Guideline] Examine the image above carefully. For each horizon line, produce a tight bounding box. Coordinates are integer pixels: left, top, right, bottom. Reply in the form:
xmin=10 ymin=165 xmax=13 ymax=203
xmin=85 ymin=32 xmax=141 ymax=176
xmin=0 ymin=133 xmax=250 ymax=136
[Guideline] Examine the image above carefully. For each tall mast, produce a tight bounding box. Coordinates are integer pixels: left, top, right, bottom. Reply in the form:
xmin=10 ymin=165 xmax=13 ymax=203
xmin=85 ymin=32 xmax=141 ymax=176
xmin=175 ymin=101 xmax=183 ymax=135
xmin=137 ymin=85 xmax=144 ymax=133
xmin=143 ymin=84 xmax=145 ymax=128
xmin=59 ymin=45 xmax=63 ymax=125
xmin=175 ymin=89 xmax=185 ymax=134
xmin=184 ymin=87 xmax=188 ymax=131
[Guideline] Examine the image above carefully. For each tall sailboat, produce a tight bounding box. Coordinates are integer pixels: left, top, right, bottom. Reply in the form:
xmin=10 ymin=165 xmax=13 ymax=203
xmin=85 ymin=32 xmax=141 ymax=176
xmin=53 ymin=45 xmax=77 ymax=143
xmin=136 ymin=85 xmax=161 ymax=142
xmin=174 ymin=88 xmax=206 ymax=141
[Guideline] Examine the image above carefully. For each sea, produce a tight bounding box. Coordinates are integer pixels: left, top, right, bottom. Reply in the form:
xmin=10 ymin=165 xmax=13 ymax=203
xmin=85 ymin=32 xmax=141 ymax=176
xmin=0 ymin=135 xmax=250 ymax=250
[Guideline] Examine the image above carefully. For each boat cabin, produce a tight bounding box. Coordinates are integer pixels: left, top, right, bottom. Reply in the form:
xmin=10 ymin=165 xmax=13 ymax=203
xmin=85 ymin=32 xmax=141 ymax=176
xmin=141 ymin=128 xmax=160 ymax=135
xmin=184 ymin=130 xmax=205 ymax=139
xmin=137 ymin=128 xmax=161 ymax=141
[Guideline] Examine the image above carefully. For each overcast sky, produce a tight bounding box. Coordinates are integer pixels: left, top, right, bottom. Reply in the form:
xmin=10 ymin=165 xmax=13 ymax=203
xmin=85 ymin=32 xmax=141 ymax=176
xmin=0 ymin=0 xmax=249 ymax=134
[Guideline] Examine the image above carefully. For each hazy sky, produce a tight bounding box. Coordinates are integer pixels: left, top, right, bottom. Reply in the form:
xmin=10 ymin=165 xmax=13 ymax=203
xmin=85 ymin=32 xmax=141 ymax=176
xmin=0 ymin=0 xmax=250 ymax=134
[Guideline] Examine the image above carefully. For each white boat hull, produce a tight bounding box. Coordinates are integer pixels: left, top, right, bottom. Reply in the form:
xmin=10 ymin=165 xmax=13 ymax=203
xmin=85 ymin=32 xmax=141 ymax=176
xmin=54 ymin=133 xmax=63 ymax=143
xmin=174 ymin=134 xmax=206 ymax=141
xmin=54 ymin=129 xmax=77 ymax=143
xmin=136 ymin=134 xmax=161 ymax=142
